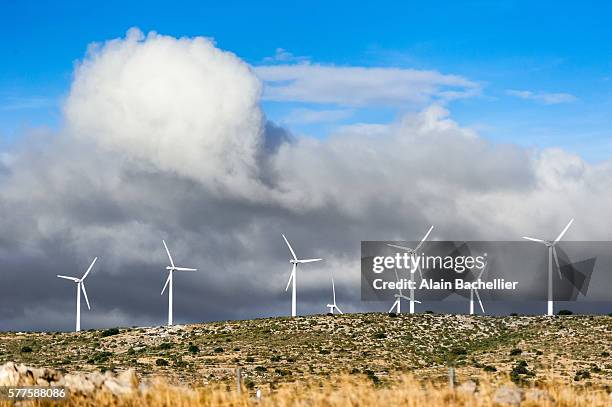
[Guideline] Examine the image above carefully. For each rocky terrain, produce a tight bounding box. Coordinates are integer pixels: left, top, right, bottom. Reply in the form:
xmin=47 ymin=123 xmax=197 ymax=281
xmin=0 ymin=313 xmax=611 ymax=393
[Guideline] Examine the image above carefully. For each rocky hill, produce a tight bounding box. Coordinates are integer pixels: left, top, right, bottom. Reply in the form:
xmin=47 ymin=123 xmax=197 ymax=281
xmin=1 ymin=314 xmax=610 ymax=391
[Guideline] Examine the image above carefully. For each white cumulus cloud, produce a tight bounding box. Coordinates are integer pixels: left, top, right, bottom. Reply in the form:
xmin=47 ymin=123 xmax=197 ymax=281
xmin=65 ymin=28 xmax=267 ymax=197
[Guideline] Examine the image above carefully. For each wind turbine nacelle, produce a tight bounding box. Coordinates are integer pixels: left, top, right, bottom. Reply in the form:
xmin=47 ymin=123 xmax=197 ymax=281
xmin=166 ymin=266 xmax=174 ymax=270
xmin=290 ymin=259 xmax=299 ymax=264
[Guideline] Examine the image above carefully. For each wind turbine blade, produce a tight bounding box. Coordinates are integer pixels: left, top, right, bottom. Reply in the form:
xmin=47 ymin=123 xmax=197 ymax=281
xmin=81 ymin=283 xmax=91 ymax=310
xmin=161 ymin=272 xmax=171 ymax=295
xmin=162 ymin=240 xmax=175 ymax=268
xmin=81 ymin=257 xmax=97 ymax=280
xmin=477 ymin=262 xmax=488 ymax=279
xmin=414 ymin=255 xmax=423 ymax=280
xmin=299 ymin=258 xmax=322 ymax=263
xmin=282 ymin=234 xmax=298 ymax=261
xmin=552 ymin=247 xmax=563 ymax=279
xmin=393 ymin=268 xmax=403 ymax=296
xmin=57 ymin=275 xmax=79 ymax=282
xmin=413 ymin=300 xmax=422 ymax=304
xmin=174 ymin=267 xmax=197 ymax=271
xmin=336 ymin=306 xmax=343 ymax=315
xmin=387 ymin=243 xmax=412 ymax=251
xmin=285 ymin=264 xmax=296 ymax=292
xmin=522 ymin=236 xmax=546 ymax=243
xmin=414 ymin=225 xmax=434 ymax=252
xmin=474 ymin=289 xmax=484 ymax=313
xmin=554 ymin=218 xmax=574 ymax=243
xmin=396 ymin=294 xmax=410 ymax=301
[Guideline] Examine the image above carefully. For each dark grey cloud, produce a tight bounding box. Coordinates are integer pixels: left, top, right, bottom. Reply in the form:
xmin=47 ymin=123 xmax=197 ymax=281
xmin=1 ymin=30 xmax=611 ymax=332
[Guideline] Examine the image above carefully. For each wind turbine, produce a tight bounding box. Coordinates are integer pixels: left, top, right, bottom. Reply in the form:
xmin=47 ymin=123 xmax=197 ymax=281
xmin=388 ymin=266 xmax=420 ymax=314
xmin=282 ymin=234 xmax=323 ymax=317
xmin=326 ymin=277 xmax=343 ymax=315
xmin=469 ymin=263 xmax=487 ymax=315
xmin=387 ymin=225 xmax=434 ymax=314
xmin=57 ymin=257 xmax=97 ymax=332
xmin=522 ymin=218 xmax=574 ymax=316
xmin=161 ymin=240 xmax=197 ymax=326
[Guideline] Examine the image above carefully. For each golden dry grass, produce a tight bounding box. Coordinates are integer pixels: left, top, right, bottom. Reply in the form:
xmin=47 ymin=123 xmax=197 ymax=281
xmin=3 ymin=374 xmax=610 ymax=407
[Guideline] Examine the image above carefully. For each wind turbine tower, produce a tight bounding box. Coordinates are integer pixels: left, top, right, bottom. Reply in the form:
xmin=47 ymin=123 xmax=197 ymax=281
xmin=387 ymin=225 xmax=434 ymax=314
xmin=282 ymin=234 xmax=323 ymax=317
xmin=522 ymin=218 xmax=574 ymax=316
xmin=57 ymin=257 xmax=97 ymax=332
xmin=326 ymin=277 xmax=343 ymax=315
xmin=161 ymin=240 xmax=197 ymax=326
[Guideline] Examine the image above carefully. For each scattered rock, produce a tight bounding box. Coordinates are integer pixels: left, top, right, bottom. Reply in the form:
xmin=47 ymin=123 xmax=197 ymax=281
xmin=104 ymin=369 xmax=137 ymax=396
xmin=0 ymin=362 xmax=20 ymax=386
xmin=63 ymin=373 xmax=96 ymax=393
xmin=493 ymin=384 xmax=524 ymax=406
xmin=457 ymin=380 xmax=477 ymax=394
xmin=0 ymin=362 xmax=139 ymax=395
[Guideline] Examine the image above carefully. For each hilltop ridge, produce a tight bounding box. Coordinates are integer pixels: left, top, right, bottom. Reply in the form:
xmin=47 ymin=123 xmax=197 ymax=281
xmin=1 ymin=313 xmax=610 ymax=390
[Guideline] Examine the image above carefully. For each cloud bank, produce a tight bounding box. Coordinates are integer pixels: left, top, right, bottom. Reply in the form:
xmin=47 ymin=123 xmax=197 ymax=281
xmin=0 ymin=29 xmax=610 ymax=331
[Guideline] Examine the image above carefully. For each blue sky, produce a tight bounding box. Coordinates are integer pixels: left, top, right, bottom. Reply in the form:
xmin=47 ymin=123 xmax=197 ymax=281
xmin=1 ymin=1 xmax=612 ymax=161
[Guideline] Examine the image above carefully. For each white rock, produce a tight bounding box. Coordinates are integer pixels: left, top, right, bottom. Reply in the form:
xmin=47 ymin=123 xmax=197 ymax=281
xmin=0 ymin=362 xmax=20 ymax=386
xmin=457 ymin=380 xmax=477 ymax=394
xmin=493 ymin=385 xmax=524 ymax=406
xmin=63 ymin=373 xmax=96 ymax=394
xmin=103 ymin=369 xmax=137 ymax=396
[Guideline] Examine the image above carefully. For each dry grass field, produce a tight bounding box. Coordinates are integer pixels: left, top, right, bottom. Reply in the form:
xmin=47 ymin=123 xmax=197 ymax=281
xmin=1 ymin=313 xmax=611 ymax=405
xmin=1 ymin=374 xmax=611 ymax=406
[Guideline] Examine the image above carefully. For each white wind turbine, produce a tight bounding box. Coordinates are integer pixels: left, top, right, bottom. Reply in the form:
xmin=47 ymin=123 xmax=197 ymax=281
xmin=388 ymin=267 xmax=420 ymax=314
xmin=469 ymin=262 xmax=487 ymax=315
xmin=522 ymin=218 xmax=574 ymax=316
xmin=57 ymin=257 xmax=97 ymax=332
xmin=161 ymin=240 xmax=197 ymax=326
xmin=282 ymin=234 xmax=323 ymax=317
xmin=387 ymin=225 xmax=434 ymax=314
xmin=326 ymin=277 xmax=343 ymax=315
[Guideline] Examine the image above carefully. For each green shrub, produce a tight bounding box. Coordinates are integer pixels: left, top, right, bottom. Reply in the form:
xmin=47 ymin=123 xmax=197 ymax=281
xmin=214 ymin=347 xmax=224 ymax=353
xmin=188 ymin=345 xmax=199 ymax=354
xmin=574 ymin=369 xmax=591 ymax=381
xmin=20 ymin=346 xmax=33 ymax=353
xmin=509 ymin=348 xmax=522 ymax=356
xmin=158 ymin=342 xmax=173 ymax=350
xmin=483 ymin=365 xmax=497 ymax=372
xmin=91 ymin=351 xmax=113 ymax=363
xmin=450 ymin=347 xmax=467 ymax=356
xmin=558 ymin=309 xmax=573 ymax=315
xmin=101 ymin=328 xmax=120 ymax=337
xmin=510 ymin=360 xmax=534 ymax=383
xmin=155 ymin=358 xmax=169 ymax=366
